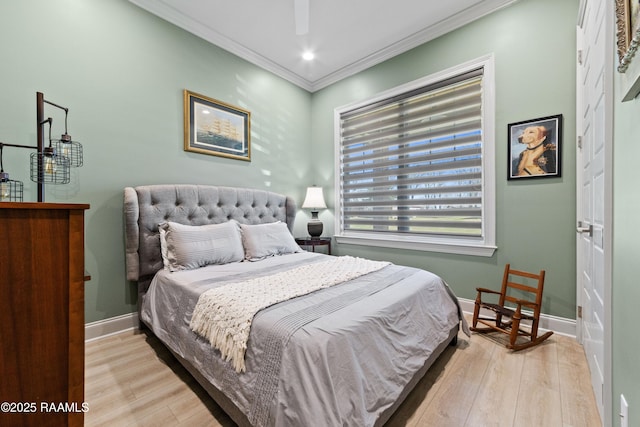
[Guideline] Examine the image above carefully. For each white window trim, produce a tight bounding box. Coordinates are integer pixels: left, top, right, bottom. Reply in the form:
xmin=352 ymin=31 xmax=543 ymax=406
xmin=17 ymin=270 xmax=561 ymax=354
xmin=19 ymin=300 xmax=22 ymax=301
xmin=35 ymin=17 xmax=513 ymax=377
xmin=333 ymin=54 xmax=497 ymax=257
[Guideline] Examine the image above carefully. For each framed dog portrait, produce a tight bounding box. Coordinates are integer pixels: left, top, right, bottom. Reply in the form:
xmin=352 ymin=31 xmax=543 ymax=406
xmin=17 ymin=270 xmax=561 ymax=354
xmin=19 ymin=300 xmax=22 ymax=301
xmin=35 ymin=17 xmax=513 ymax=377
xmin=507 ymin=114 xmax=562 ymax=180
xmin=184 ymin=90 xmax=251 ymax=161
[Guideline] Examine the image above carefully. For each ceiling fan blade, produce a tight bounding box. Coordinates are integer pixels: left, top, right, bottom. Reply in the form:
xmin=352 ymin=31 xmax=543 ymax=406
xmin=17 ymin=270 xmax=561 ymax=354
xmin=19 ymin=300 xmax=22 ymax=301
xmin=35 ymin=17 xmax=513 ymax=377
xmin=294 ymin=0 xmax=309 ymax=35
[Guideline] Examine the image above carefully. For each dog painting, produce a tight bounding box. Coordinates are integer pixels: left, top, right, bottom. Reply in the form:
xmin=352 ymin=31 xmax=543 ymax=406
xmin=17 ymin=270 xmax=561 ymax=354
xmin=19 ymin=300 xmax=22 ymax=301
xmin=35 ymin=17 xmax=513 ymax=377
xmin=508 ymin=115 xmax=562 ymax=180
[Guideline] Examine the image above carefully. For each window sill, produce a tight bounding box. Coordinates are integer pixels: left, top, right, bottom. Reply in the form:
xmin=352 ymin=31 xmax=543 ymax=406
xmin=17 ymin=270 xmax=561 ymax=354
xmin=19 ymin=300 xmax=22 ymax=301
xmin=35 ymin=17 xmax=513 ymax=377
xmin=334 ymin=234 xmax=497 ymax=257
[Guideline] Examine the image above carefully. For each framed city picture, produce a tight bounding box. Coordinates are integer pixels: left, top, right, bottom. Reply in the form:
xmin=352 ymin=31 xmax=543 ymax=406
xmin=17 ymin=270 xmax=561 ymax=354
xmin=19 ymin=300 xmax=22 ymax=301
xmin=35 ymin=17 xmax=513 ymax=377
xmin=507 ymin=114 xmax=562 ymax=180
xmin=184 ymin=90 xmax=251 ymax=161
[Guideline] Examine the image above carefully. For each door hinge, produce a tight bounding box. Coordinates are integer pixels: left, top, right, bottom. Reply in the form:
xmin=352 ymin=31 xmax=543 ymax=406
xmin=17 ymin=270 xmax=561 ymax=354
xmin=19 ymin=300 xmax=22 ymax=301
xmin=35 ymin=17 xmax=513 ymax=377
xmin=578 ymin=305 xmax=583 ymax=318
xmin=578 ymin=135 xmax=583 ymax=149
xmin=578 ymin=49 xmax=583 ymax=65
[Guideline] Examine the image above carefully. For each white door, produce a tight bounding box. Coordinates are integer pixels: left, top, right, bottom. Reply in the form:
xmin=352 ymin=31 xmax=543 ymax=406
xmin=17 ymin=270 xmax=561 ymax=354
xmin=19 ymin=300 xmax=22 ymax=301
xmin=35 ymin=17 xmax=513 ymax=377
xmin=576 ymin=0 xmax=612 ymax=424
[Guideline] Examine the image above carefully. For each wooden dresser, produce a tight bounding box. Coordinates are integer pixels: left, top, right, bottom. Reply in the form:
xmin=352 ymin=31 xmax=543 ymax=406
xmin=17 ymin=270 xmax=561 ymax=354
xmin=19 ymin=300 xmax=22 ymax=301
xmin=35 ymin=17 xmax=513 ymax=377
xmin=0 ymin=202 xmax=89 ymax=427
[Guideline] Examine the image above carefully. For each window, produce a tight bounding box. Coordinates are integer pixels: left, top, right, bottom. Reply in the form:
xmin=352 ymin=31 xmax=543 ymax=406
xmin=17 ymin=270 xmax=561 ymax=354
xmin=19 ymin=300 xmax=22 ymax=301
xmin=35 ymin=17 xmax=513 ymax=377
xmin=334 ymin=56 xmax=496 ymax=256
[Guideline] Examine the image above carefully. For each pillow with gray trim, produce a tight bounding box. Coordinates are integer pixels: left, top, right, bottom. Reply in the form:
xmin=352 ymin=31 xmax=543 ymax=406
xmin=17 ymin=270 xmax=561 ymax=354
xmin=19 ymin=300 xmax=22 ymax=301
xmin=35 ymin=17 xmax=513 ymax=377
xmin=158 ymin=220 xmax=244 ymax=271
xmin=240 ymin=221 xmax=302 ymax=261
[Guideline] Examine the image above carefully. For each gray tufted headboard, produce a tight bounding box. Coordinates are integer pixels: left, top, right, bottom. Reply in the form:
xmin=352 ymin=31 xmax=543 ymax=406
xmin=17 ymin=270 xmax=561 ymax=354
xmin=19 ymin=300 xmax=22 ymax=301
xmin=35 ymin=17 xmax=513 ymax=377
xmin=124 ymin=184 xmax=297 ymax=287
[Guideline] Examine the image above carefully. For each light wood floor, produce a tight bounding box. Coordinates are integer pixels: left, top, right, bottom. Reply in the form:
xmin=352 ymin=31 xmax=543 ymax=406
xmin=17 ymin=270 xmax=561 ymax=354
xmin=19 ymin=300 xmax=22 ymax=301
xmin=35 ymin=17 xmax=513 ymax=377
xmin=85 ymin=317 xmax=601 ymax=427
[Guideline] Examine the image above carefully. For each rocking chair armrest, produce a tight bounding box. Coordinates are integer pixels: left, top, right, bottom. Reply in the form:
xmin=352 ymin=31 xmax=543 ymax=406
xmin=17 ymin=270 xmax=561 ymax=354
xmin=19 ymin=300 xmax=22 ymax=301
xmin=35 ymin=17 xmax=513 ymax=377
xmin=513 ymin=298 xmax=539 ymax=310
xmin=475 ymin=287 xmax=502 ymax=295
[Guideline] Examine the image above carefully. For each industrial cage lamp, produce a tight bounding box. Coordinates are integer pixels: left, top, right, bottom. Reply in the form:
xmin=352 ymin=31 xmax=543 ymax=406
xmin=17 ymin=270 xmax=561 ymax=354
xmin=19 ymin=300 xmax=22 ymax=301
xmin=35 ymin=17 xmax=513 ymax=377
xmin=0 ymin=144 xmax=24 ymax=202
xmin=30 ymin=116 xmax=71 ymax=185
xmin=51 ymin=102 xmax=83 ymax=168
xmin=0 ymin=92 xmax=83 ymax=203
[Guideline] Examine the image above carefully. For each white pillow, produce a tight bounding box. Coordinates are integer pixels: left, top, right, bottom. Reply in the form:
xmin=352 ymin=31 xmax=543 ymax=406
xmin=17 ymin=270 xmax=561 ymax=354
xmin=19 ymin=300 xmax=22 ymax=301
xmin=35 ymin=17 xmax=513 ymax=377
xmin=159 ymin=225 xmax=170 ymax=270
xmin=158 ymin=220 xmax=244 ymax=271
xmin=240 ymin=221 xmax=302 ymax=261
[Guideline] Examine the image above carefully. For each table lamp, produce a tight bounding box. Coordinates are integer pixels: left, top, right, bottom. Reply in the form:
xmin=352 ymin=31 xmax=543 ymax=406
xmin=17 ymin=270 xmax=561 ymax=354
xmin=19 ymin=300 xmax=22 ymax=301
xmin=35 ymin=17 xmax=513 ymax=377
xmin=302 ymin=186 xmax=327 ymax=238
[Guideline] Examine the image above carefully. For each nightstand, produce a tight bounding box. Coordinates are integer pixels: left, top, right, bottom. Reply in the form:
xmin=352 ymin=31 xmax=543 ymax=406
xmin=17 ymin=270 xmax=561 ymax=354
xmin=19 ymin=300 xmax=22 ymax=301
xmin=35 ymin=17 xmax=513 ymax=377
xmin=295 ymin=237 xmax=332 ymax=255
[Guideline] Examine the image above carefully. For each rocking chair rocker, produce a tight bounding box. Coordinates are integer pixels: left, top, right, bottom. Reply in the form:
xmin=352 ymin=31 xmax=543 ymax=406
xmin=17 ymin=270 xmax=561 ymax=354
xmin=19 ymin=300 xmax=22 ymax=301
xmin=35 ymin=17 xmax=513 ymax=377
xmin=471 ymin=264 xmax=553 ymax=351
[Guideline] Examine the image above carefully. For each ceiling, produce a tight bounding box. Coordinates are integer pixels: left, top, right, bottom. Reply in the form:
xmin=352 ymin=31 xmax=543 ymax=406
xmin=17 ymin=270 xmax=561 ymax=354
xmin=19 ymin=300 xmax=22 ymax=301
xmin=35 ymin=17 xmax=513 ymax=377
xmin=129 ymin=0 xmax=517 ymax=92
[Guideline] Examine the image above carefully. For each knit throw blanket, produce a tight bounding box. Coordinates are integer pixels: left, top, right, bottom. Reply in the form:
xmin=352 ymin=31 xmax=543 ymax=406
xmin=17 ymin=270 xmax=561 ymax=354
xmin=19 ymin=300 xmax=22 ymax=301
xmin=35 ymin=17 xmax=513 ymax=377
xmin=189 ymin=256 xmax=390 ymax=373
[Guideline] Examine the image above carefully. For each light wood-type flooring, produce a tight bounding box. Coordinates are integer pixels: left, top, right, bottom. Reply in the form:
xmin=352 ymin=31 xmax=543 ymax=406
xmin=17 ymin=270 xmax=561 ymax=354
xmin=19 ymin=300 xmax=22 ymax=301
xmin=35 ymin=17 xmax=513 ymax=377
xmin=85 ymin=316 xmax=601 ymax=427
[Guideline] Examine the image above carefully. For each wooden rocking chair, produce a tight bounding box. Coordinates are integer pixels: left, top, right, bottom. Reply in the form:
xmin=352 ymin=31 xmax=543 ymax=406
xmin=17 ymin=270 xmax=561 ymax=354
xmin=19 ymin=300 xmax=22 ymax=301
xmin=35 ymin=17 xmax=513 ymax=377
xmin=471 ymin=264 xmax=553 ymax=351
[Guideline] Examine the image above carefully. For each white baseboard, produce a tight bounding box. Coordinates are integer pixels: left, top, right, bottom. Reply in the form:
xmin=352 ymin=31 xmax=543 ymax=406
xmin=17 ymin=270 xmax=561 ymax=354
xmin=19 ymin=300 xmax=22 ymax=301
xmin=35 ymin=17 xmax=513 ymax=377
xmin=84 ymin=299 xmax=577 ymax=343
xmin=85 ymin=312 xmax=139 ymax=342
xmin=458 ymin=298 xmax=576 ymax=338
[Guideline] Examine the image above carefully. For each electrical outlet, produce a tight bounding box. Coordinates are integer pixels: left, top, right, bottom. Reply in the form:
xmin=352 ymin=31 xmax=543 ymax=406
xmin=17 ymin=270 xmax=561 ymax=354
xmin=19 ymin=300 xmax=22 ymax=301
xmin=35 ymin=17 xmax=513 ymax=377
xmin=620 ymin=394 xmax=629 ymax=427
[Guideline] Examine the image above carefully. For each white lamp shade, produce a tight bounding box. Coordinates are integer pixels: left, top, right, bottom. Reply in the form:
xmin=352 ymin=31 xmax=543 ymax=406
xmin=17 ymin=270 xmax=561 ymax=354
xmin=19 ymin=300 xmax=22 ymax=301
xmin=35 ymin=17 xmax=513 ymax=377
xmin=302 ymin=186 xmax=327 ymax=209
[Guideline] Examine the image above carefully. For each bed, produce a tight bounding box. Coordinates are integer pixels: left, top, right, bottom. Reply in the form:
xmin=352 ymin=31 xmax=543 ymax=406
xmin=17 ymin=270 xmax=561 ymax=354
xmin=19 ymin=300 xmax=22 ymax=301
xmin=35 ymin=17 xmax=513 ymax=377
xmin=124 ymin=184 xmax=467 ymax=427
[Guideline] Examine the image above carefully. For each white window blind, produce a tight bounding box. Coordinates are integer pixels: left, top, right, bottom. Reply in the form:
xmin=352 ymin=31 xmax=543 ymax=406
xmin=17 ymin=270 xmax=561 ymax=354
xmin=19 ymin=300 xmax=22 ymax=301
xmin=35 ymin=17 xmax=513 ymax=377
xmin=338 ymin=69 xmax=484 ymax=239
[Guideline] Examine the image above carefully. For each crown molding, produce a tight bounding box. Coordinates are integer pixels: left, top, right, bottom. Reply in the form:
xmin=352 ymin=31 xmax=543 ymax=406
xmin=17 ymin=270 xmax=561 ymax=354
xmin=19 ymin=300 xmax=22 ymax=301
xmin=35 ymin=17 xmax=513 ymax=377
xmin=128 ymin=0 xmax=314 ymax=91
xmin=310 ymin=0 xmax=517 ymax=91
xmin=129 ymin=0 xmax=517 ymax=93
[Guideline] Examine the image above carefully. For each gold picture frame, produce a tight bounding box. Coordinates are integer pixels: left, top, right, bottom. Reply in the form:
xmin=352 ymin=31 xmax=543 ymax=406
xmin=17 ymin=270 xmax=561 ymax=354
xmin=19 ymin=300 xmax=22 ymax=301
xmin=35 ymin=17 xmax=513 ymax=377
xmin=183 ymin=90 xmax=251 ymax=161
xmin=616 ymin=0 xmax=640 ymax=73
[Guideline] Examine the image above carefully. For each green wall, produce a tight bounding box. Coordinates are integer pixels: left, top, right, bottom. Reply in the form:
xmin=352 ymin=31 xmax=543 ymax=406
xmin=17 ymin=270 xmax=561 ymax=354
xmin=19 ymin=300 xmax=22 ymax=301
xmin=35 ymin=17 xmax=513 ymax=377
xmin=613 ymin=54 xmax=640 ymax=426
xmin=0 ymin=0 xmax=312 ymax=322
xmin=0 ymin=1 xmax=580 ymax=320
xmin=312 ymin=0 xmax=579 ymax=318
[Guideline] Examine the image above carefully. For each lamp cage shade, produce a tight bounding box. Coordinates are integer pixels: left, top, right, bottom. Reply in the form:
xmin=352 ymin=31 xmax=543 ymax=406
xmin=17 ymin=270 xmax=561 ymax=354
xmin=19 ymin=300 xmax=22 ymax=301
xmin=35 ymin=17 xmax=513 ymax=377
xmin=30 ymin=150 xmax=71 ymax=185
xmin=0 ymin=173 xmax=24 ymax=202
xmin=52 ymin=138 xmax=84 ymax=167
